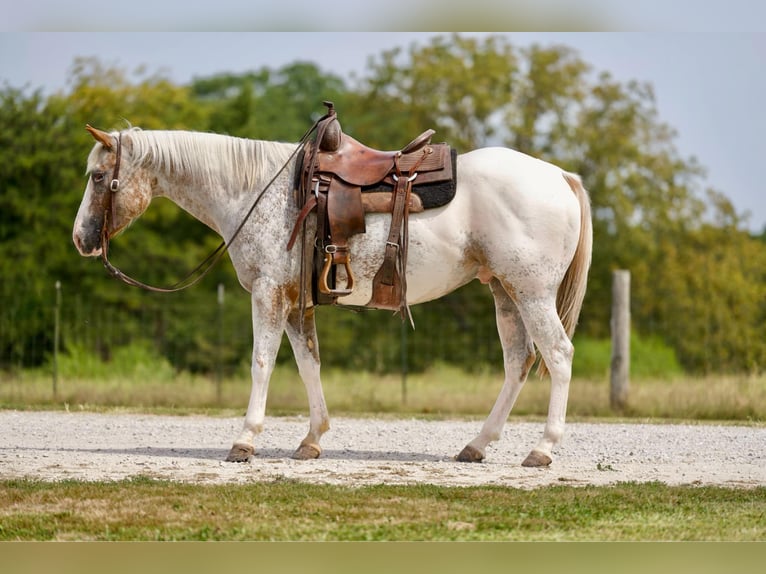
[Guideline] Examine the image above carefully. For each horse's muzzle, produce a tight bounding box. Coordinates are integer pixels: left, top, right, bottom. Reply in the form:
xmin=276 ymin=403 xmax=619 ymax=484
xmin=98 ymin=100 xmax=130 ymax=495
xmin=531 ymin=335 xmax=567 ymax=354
xmin=72 ymin=216 xmax=104 ymax=257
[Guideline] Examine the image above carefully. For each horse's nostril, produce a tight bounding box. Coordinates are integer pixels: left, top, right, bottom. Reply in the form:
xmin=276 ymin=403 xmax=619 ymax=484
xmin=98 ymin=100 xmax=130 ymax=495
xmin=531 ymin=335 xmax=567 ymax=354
xmin=73 ymin=228 xmax=101 ymax=256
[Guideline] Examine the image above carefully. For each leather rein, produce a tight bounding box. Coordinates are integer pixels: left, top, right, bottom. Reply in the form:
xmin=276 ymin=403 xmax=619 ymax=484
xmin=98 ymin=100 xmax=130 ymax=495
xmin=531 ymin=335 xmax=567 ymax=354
xmin=98 ymin=119 xmax=325 ymax=293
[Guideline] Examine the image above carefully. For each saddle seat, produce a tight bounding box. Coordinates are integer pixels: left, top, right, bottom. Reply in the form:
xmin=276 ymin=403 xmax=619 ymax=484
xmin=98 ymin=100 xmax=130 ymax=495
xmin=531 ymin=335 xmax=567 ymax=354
xmin=316 ymin=129 xmax=436 ymax=187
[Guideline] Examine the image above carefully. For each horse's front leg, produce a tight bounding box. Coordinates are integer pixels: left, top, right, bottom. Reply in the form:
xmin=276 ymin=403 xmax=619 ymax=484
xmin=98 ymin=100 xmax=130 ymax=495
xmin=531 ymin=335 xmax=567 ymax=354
xmin=226 ymin=279 xmax=289 ymax=462
xmin=285 ymin=306 xmax=330 ymax=459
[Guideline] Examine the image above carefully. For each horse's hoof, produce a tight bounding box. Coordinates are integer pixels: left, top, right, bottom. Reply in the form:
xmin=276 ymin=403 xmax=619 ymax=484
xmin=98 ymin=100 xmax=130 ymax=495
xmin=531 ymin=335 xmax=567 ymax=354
xmin=292 ymin=443 xmax=322 ymax=460
xmin=521 ymin=450 xmax=552 ymax=467
xmin=456 ymin=445 xmax=485 ymax=463
xmin=226 ymin=443 xmax=254 ymax=462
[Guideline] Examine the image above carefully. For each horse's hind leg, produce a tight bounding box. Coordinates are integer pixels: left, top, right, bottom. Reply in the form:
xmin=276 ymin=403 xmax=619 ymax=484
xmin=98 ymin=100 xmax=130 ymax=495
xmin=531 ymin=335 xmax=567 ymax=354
xmin=513 ymin=292 xmax=575 ymax=468
xmin=285 ymin=307 xmax=330 ymax=460
xmin=457 ymin=278 xmax=536 ymax=463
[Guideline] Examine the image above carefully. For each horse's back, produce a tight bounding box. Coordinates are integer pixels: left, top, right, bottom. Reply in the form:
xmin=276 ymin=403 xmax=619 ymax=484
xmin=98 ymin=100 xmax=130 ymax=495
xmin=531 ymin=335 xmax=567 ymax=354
xmin=338 ymin=146 xmax=584 ymax=307
xmin=458 ymin=146 xmax=580 ymax=214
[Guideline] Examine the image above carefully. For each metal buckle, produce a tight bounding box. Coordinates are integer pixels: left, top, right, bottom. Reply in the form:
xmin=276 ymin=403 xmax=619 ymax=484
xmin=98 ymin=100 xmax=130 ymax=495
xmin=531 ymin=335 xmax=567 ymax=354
xmin=392 ymin=173 xmax=418 ymax=183
xmin=324 ymin=244 xmax=351 ymax=255
xmin=110 ymin=179 xmax=120 ymax=192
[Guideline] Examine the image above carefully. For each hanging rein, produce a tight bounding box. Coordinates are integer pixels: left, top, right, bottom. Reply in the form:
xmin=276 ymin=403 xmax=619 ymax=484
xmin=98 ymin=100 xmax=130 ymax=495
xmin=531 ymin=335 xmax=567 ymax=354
xmin=97 ymin=115 xmax=328 ymax=293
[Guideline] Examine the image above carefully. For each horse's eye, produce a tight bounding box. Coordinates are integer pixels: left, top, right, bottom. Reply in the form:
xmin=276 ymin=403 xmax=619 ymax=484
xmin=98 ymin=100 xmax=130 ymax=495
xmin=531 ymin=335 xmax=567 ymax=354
xmin=92 ymin=171 xmax=105 ymax=183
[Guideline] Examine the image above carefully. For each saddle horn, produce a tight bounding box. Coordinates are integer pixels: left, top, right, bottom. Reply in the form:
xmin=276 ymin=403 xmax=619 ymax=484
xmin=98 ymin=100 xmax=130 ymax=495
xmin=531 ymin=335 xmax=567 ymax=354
xmin=86 ymin=124 xmax=114 ymax=150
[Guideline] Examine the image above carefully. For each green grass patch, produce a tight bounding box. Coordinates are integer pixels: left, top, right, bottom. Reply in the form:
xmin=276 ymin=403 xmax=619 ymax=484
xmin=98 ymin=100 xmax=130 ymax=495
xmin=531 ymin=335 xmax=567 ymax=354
xmin=572 ymin=333 xmax=684 ymax=379
xmin=3 ymin=364 xmax=764 ymax=422
xmin=6 ymin=333 xmax=760 ymax=422
xmin=0 ymin=478 xmax=764 ymax=541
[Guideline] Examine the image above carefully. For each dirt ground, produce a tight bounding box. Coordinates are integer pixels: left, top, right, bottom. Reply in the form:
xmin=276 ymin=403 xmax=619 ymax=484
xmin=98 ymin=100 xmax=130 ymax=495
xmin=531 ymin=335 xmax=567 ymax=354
xmin=1 ymin=410 xmax=764 ymax=488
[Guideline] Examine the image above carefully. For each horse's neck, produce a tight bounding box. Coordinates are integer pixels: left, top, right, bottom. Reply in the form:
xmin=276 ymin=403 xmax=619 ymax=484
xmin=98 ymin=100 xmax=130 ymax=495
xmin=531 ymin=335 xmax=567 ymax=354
xmin=157 ymin=179 xmax=225 ymax=235
xmin=152 ymin=135 xmax=298 ymax=240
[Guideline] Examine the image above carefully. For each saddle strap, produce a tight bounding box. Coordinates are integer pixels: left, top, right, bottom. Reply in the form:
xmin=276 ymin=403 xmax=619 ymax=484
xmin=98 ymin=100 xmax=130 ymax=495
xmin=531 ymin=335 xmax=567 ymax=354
xmin=368 ymin=173 xmax=412 ymax=322
xmin=379 ymin=174 xmax=411 ymax=286
xmin=286 ymin=194 xmax=317 ymax=251
xmin=368 ymin=150 xmax=428 ymax=323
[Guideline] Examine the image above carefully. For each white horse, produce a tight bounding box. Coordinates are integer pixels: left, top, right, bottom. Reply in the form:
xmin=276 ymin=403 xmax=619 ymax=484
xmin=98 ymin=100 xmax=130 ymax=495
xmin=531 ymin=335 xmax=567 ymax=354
xmin=73 ymin=124 xmax=592 ymax=468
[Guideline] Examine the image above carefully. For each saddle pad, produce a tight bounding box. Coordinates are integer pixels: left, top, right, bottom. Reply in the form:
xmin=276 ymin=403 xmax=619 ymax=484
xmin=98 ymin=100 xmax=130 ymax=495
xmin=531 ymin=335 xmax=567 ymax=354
xmin=362 ymin=148 xmax=458 ymax=209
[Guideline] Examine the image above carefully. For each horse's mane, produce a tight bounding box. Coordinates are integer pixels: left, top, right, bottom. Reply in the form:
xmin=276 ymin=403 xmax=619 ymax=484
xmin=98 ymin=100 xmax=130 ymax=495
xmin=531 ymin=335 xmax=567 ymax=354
xmin=95 ymin=128 xmax=297 ymax=191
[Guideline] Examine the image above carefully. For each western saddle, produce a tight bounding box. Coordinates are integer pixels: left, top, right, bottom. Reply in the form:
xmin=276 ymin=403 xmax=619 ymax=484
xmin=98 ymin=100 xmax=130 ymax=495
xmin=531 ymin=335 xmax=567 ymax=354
xmin=288 ymin=101 xmax=455 ymax=321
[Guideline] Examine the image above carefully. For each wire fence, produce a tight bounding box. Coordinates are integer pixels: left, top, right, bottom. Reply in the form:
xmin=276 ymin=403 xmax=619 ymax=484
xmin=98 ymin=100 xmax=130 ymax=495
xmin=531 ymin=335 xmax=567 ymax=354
xmin=1 ymin=279 xmax=504 ymax=380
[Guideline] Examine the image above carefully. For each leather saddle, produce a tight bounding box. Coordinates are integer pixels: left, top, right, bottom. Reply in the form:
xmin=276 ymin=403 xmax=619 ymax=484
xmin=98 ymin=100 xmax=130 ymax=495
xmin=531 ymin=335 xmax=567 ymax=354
xmin=288 ymin=101 xmax=455 ymax=320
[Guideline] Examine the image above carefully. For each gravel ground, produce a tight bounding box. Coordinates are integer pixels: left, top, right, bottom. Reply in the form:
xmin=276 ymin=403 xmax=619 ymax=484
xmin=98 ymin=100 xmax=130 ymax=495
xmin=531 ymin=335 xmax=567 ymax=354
xmin=1 ymin=410 xmax=764 ymax=489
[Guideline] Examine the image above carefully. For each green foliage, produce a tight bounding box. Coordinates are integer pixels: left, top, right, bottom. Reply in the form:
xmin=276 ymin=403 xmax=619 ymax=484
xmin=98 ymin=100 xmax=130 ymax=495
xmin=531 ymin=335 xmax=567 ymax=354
xmin=573 ymin=334 xmax=683 ymax=379
xmin=355 ymin=34 xmax=519 ymax=151
xmin=1 ymin=33 xmax=764 ymax=377
xmin=639 ymin=221 xmax=766 ymax=373
xmin=0 ymin=86 xmax=87 ymax=367
xmin=190 ymin=62 xmax=348 ymax=140
xmin=46 ymin=341 xmax=175 ymax=381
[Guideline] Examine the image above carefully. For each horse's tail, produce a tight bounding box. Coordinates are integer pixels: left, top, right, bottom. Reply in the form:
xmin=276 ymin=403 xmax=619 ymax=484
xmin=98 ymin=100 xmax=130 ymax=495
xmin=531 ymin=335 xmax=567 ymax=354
xmin=538 ymin=171 xmax=593 ymax=378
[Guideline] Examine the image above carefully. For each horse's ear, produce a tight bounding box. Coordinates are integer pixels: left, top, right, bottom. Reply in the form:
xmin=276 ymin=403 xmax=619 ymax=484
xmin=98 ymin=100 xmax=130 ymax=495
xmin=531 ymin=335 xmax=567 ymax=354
xmin=85 ymin=124 xmax=114 ymax=150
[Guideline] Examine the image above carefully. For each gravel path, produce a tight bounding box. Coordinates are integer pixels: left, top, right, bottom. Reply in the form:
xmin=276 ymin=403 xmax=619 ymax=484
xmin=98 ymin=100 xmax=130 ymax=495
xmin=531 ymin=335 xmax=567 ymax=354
xmin=1 ymin=410 xmax=764 ymax=489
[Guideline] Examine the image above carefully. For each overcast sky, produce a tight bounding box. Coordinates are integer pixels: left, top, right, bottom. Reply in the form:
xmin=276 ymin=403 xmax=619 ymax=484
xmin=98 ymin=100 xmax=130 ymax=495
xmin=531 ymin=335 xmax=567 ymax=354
xmin=1 ymin=27 xmax=764 ymax=232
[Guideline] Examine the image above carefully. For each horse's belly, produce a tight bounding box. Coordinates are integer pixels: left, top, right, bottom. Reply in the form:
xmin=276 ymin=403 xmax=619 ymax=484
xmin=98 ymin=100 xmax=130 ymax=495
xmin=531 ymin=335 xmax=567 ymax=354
xmin=335 ymin=212 xmax=475 ymax=307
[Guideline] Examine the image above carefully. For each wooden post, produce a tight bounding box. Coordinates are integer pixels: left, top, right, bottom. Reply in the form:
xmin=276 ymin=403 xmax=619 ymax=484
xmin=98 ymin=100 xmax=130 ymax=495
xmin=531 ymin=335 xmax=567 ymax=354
xmin=53 ymin=280 xmax=61 ymax=400
xmin=400 ymin=319 xmax=408 ymax=406
xmin=216 ymin=283 xmax=225 ymax=405
xmin=610 ymin=270 xmax=630 ymax=410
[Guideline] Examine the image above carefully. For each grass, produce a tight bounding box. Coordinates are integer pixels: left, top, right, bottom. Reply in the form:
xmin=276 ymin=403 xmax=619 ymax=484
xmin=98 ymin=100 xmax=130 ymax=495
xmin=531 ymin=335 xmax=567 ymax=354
xmin=0 ymin=477 xmax=764 ymax=541
xmin=2 ymin=364 xmax=765 ymax=422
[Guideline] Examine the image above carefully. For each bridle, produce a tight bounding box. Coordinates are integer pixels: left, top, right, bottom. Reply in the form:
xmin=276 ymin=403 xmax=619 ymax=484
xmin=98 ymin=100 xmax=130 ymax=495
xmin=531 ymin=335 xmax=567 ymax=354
xmin=99 ymin=131 xmax=233 ymax=293
xmin=97 ymin=115 xmax=327 ymax=293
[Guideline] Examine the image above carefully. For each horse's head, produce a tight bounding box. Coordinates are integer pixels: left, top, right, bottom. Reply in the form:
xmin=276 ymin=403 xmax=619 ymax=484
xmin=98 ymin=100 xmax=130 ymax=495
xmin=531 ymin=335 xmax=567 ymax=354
xmin=72 ymin=125 xmax=155 ymax=256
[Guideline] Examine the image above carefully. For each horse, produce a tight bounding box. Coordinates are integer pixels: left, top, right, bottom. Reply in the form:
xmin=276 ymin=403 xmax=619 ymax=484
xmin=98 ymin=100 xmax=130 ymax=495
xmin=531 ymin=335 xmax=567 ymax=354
xmin=72 ymin=124 xmax=592 ymax=468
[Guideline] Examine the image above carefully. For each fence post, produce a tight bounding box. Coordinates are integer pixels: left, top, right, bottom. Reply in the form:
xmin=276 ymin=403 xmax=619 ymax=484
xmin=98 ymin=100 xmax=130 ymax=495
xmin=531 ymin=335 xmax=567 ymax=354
xmin=53 ymin=280 xmax=62 ymax=400
xmin=610 ymin=270 xmax=630 ymax=410
xmin=216 ymin=283 xmax=225 ymax=404
xmin=401 ymin=319 xmax=408 ymax=405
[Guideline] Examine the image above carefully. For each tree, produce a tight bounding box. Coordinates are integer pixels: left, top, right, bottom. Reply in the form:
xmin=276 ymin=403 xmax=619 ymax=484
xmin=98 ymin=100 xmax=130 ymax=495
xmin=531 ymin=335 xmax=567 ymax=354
xmin=191 ymin=62 xmax=349 ymax=141
xmin=0 ymin=86 xmax=87 ymax=368
xmin=354 ymin=33 xmax=518 ymax=151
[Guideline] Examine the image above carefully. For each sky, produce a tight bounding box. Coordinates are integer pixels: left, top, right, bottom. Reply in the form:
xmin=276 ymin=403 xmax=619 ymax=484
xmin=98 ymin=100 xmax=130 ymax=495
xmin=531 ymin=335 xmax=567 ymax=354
xmin=1 ymin=25 xmax=764 ymax=232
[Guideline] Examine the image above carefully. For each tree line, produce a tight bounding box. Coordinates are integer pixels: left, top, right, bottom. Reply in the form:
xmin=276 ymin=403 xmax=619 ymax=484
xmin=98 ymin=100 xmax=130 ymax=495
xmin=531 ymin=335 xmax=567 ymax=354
xmin=1 ymin=33 xmax=764 ymax=375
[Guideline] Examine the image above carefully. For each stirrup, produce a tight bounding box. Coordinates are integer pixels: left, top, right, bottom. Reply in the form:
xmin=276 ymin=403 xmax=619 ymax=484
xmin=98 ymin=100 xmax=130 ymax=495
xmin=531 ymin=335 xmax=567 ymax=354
xmin=318 ymin=252 xmax=356 ymax=297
